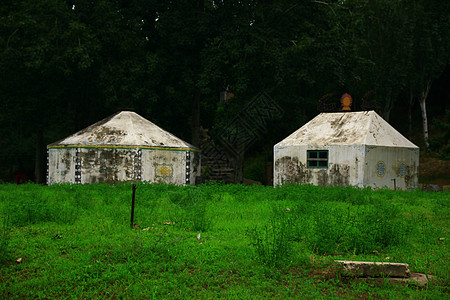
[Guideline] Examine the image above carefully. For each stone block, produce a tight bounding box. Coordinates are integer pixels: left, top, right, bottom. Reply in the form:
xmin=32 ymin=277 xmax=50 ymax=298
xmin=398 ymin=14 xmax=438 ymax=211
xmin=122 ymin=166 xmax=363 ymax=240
xmin=335 ymin=260 xmax=410 ymax=278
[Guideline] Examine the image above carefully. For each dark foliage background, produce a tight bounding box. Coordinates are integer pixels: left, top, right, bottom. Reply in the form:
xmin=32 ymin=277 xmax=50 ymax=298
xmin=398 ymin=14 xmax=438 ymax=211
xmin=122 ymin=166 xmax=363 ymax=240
xmin=0 ymin=0 xmax=448 ymax=182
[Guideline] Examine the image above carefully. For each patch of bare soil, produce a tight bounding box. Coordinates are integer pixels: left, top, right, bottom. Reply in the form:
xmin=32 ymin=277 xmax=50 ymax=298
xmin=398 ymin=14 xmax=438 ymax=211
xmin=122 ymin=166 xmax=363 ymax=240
xmin=419 ymin=156 xmax=450 ymax=186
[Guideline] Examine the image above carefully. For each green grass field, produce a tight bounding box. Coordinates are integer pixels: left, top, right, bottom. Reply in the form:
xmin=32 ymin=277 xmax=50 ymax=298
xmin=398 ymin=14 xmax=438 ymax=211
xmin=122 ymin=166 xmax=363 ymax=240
xmin=0 ymin=183 xmax=448 ymax=299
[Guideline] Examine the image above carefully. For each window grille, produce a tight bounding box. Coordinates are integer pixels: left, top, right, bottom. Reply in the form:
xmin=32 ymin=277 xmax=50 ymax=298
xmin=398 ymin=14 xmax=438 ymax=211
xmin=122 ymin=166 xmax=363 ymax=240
xmin=307 ymin=150 xmax=328 ymax=168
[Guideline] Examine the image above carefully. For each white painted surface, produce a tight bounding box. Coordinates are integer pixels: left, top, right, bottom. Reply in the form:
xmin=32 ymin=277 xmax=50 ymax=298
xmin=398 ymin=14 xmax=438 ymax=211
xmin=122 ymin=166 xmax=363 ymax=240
xmin=141 ymin=149 xmax=186 ymax=185
xmin=274 ymin=111 xmax=419 ymax=189
xmin=364 ymin=146 xmax=419 ymax=189
xmin=277 ymin=111 xmax=417 ymax=148
xmin=50 ymin=111 xmax=195 ymax=149
xmin=47 ymin=111 xmax=201 ymax=185
xmin=274 ymin=145 xmax=365 ymax=187
xmin=79 ymin=148 xmax=136 ymax=184
xmin=48 ymin=148 xmax=76 ymax=184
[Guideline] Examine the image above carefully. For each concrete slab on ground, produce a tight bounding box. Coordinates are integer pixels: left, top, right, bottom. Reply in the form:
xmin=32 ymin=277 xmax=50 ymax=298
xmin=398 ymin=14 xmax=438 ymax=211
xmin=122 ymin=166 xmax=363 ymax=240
xmin=335 ymin=260 xmax=410 ymax=278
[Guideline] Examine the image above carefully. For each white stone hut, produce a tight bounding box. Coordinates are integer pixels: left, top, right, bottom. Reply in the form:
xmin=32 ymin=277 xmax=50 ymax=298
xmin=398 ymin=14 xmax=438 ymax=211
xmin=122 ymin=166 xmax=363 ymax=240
xmin=274 ymin=111 xmax=419 ymax=190
xmin=47 ymin=111 xmax=201 ymax=185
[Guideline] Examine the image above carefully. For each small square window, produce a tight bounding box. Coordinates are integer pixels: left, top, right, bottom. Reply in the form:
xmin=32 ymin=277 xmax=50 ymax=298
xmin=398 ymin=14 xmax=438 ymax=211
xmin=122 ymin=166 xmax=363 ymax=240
xmin=307 ymin=150 xmax=328 ymax=168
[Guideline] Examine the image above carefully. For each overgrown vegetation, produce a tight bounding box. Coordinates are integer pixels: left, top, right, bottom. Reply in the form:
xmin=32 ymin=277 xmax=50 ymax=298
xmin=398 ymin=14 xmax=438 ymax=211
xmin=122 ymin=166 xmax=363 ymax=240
xmin=0 ymin=183 xmax=448 ymax=298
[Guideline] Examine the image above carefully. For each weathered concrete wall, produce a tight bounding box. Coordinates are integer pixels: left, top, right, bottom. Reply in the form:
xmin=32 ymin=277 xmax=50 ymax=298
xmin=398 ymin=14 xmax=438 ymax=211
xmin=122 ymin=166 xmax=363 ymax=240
xmin=329 ymin=145 xmax=365 ymax=187
xmin=79 ymin=148 xmax=136 ymax=183
xmin=48 ymin=147 xmax=201 ymax=185
xmin=274 ymin=144 xmax=418 ymax=189
xmin=48 ymin=148 xmax=76 ymax=184
xmin=141 ymin=149 xmax=187 ymax=185
xmin=189 ymin=151 xmax=201 ymax=184
xmin=273 ymin=145 xmax=365 ymax=187
xmin=363 ymin=146 xmax=419 ymax=190
xmin=273 ymin=145 xmax=308 ymax=186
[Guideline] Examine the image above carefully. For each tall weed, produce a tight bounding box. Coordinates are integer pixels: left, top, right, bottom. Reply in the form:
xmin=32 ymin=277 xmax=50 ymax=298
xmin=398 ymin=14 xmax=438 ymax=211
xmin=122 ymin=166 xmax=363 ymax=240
xmin=248 ymin=206 xmax=295 ymax=267
xmin=168 ymin=188 xmax=211 ymax=232
xmin=4 ymin=194 xmax=80 ymax=226
xmin=308 ymin=204 xmax=352 ymax=255
xmin=290 ymin=197 xmax=409 ymax=255
xmin=363 ymin=200 xmax=408 ymax=248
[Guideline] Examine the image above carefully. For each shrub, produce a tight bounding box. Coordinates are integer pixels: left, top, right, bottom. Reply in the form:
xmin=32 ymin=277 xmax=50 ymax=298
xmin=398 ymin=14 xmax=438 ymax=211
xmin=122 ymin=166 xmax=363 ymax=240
xmin=288 ymin=194 xmax=410 ymax=255
xmin=248 ymin=206 xmax=295 ymax=267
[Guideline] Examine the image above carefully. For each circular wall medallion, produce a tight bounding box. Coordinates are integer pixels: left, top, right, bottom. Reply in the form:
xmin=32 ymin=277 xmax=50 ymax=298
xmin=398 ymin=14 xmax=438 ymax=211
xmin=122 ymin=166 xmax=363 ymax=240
xmin=376 ymin=161 xmax=386 ymax=177
xmin=398 ymin=162 xmax=407 ymax=177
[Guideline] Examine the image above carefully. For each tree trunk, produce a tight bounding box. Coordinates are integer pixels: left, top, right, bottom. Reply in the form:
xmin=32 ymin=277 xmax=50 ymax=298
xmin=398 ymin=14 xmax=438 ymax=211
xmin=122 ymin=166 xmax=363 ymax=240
xmin=382 ymin=89 xmax=393 ymax=122
xmin=408 ymin=88 xmax=415 ymax=140
xmin=418 ymin=80 xmax=431 ymax=151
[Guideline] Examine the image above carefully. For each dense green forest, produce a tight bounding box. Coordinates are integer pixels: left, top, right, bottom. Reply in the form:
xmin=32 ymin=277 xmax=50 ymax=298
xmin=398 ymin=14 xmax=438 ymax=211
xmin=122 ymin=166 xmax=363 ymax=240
xmin=0 ymin=0 xmax=449 ymax=183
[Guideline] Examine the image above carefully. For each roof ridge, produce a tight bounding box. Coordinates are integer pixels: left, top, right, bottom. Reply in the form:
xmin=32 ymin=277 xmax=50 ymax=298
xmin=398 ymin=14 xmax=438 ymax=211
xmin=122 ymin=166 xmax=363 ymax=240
xmin=48 ymin=111 xmax=198 ymax=149
xmin=275 ymin=110 xmax=417 ymax=148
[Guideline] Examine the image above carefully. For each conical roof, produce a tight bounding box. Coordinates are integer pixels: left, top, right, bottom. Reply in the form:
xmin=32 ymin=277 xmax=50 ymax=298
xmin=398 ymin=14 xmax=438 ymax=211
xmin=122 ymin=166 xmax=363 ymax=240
xmin=48 ymin=111 xmax=197 ymax=150
xmin=276 ymin=111 xmax=418 ymax=148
